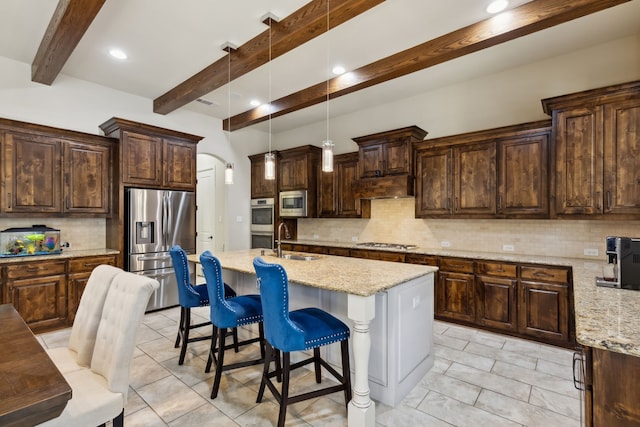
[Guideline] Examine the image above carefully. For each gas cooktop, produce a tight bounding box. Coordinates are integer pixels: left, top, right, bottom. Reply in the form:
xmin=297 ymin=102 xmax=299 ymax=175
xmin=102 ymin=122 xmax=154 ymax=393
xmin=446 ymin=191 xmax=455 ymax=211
xmin=356 ymin=242 xmax=418 ymax=250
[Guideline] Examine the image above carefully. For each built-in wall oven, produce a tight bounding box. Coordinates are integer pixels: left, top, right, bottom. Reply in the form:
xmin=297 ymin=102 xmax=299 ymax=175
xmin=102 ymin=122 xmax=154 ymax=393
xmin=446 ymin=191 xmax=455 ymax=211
xmin=250 ymin=198 xmax=274 ymax=249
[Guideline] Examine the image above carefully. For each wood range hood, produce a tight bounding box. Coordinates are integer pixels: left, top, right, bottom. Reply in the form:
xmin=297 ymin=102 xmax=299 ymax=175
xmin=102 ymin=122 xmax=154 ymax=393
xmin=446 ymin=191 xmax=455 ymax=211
xmin=352 ymin=126 xmax=427 ymax=199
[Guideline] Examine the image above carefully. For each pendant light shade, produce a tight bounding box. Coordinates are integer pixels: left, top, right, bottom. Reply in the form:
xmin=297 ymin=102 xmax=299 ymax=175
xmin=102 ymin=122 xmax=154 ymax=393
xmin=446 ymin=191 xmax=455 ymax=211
xmin=224 ymin=163 xmax=234 ymax=185
xmin=322 ymin=140 xmax=334 ymax=172
xmin=264 ymin=152 xmax=276 ymax=180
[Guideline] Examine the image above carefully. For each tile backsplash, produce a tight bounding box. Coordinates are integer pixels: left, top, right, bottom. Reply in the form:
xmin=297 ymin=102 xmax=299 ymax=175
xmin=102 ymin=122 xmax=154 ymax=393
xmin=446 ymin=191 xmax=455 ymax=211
xmin=298 ymin=198 xmax=640 ymax=259
xmin=1 ymin=218 xmax=106 ymax=251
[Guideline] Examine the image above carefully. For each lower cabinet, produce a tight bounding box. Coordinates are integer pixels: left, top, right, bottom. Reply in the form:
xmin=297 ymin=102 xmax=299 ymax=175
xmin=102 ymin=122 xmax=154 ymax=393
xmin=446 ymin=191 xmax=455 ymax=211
xmin=475 ymin=261 xmax=518 ymax=332
xmin=67 ymin=255 xmax=118 ymax=322
xmin=4 ymin=260 xmax=68 ymax=332
xmin=2 ymin=253 xmax=118 ymax=332
xmin=436 ymin=258 xmax=475 ymax=322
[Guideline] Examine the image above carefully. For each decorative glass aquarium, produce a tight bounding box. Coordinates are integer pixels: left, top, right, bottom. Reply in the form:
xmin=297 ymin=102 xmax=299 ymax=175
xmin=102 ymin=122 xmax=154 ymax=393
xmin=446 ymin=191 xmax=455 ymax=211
xmin=0 ymin=226 xmax=61 ymax=257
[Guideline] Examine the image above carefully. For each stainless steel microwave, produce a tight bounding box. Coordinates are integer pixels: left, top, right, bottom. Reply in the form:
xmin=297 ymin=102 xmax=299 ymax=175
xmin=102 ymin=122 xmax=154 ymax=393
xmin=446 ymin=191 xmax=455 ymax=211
xmin=279 ymin=190 xmax=307 ymax=217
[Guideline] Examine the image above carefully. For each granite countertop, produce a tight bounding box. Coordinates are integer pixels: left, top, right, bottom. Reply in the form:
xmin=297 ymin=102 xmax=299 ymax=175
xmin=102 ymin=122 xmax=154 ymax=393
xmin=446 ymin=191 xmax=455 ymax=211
xmin=0 ymin=248 xmax=120 ymax=264
xmin=286 ymin=239 xmax=640 ymax=358
xmin=187 ymin=249 xmax=437 ymax=297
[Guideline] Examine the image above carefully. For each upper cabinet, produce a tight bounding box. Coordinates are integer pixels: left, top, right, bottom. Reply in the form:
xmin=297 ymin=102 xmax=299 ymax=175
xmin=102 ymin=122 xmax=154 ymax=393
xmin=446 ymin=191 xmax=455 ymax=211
xmin=249 ymin=152 xmax=278 ymax=199
xmin=414 ymin=121 xmax=551 ymax=219
xmin=319 ymin=152 xmax=369 ymax=218
xmin=542 ymin=81 xmax=640 ymax=218
xmin=99 ymin=117 xmax=202 ymax=191
xmin=354 ymin=126 xmax=427 ymax=178
xmin=278 ymin=145 xmax=320 ymax=192
xmin=0 ymin=118 xmax=114 ymax=216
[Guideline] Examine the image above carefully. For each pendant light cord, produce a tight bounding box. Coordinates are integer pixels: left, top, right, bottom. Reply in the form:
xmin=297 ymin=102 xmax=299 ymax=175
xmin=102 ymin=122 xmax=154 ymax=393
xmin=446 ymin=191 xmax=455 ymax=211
xmin=268 ymin=18 xmax=272 ymax=155
xmin=326 ymin=0 xmax=330 ymax=142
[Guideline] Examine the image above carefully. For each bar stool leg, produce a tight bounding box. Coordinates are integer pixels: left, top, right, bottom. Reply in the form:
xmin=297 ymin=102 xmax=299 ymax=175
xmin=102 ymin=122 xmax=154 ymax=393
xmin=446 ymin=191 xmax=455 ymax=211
xmin=278 ymin=352 xmax=291 ymax=427
xmin=211 ymin=327 xmax=227 ymax=399
xmin=178 ymin=308 xmax=191 ymax=365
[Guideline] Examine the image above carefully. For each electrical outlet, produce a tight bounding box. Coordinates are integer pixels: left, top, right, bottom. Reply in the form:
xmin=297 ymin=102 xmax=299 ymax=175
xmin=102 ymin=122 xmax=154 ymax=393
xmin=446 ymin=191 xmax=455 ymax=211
xmin=312 ymin=234 xmax=319 ymax=240
xmin=502 ymin=244 xmax=515 ymax=251
xmin=236 ymin=216 xmax=242 ymax=223
xmin=584 ymin=248 xmax=599 ymax=256
xmin=440 ymin=241 xmax=451 ymax=247
xmin=351 ymin=236 xmax=358 ymax=242
xmin=62 ymin=242 xmax=70 ymax=248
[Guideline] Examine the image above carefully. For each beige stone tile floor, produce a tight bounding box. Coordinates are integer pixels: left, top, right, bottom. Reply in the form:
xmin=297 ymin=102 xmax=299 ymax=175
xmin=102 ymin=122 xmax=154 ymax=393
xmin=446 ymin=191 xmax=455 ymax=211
xmin=38 ymin=307 xmax=581 ymax=426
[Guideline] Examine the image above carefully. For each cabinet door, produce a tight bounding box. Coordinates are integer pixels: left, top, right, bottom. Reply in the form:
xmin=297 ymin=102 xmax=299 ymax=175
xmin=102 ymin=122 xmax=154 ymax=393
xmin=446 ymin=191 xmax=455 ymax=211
xmin=359 ymin=143 xmax=384 ymax=178
xmin=476 ymin=275 xmax=517 ymax=332
xmin=603 ymin=98 xmax=640 ymax=215
xmin=163 ymin=138 xmax=197 ymax=190
xmin=63 ymin=141 xmax=111 ymax=214
xmin=279 ymin=155 xmax=308 ymax=190
xmin=384 ymin=138 xmax=411 ymax=175
xmin=121 ymin=131 xmax=163 ymax=187
xmin=318 ymin=168 xmax=336 ymax=217
xmin=518 ymin=280 xmax=569 ymax=344
xmin=250 ymin=156 xmax=277 ymax=199
xmin=498 ymin=133 xmax=549 ymax=217
xmin=436 ymin=271 xmax=475 ymax=322
xmin=454 ymin=142 xmax=496 ymax=215
xmin=2 ymin=132 xmax=61 ymax=213
xmin=336 ymin=155 xmax=359 ymax=217
xmin=592 ymin=348 xmax=640 ymax=426
xmin=415 ymin=148 xmax=453 ymax=217
xmin=554 ymin=106 xmax=604 ymax=215
xmin=67 ymin=255 xmax=117 ymax=322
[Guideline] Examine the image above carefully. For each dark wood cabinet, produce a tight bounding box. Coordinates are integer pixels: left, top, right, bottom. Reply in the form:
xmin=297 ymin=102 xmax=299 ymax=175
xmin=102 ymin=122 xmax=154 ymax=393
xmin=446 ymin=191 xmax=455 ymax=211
xmin=63 ymin=141 xmax=111 ymax=214
xmin=0 ymin=119 xmax=114 ymax=217
xmin=3 ymin=260 xmax=67 ymax=332
xmin=319 ymin=152 xmax=365 ymax=218
xmin=350 ymin=249 xmax=405 ymax=262
xmin=99 ymin=117 xmax=201 ymax=191
xmin=249 ymin=152 xmax=278 ymax=199
xmin=278 ymin=145 xmax=321 ymax=217
xmin=354 ymin=126 xmax=426 ymax=178
xmin=454 ymin=142 xmax=496 ymax=216
xmin=414 ymin=121 xmax=551 ymax=219
xmin=436 ymin=258 xmax=475 ymax=322
xmin=518 ymin=265 xmax=571 ymax=345
xmin=67 ymin=254 xmax=118 ymax=322
xmin=475 ymin=261 xmax=518 ymax=332
xmin=2 ymin=131 xmax=61 ymax=213
xmin=543 ymin=80 xmax=640 ymax=218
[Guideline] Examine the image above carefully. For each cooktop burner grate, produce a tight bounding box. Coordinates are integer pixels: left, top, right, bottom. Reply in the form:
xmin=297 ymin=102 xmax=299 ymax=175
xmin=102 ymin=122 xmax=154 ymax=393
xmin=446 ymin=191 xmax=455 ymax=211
xmin=356 ymin=242 xmax=418 ymax=250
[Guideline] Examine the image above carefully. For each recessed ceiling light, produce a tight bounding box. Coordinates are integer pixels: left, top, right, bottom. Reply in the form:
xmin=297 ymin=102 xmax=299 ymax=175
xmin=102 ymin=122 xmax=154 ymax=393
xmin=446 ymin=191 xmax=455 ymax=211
xmin=250 ymin=99 xmax=261 ymax=107
xmin=109 ymin=48 xmax=127 ymax=60
xmin=486 ymin=0 xmax=508 ymax=14
xmin=332 ymin=65 xmax=346 ymax=75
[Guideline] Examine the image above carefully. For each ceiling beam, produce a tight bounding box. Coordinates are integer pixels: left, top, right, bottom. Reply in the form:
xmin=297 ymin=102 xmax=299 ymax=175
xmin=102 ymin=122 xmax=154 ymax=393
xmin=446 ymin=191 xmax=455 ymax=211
xmin=153 ymin=0 xmax=385 ymax=115
xmin=226 ymin=0 xmax=630 ymax=131
xmin=31 ymin=0 xmax=106 ymax=85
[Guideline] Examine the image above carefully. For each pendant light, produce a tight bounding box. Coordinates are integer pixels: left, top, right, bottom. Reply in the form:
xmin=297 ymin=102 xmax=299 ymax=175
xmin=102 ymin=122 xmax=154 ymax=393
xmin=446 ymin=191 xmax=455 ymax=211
xmin=263 ymin=13 xmax=278 ymax=180
xmin=222 ymin=41 xmax=237 ymax=185
xmin=321 ymin=0 xmax=334 ymax=173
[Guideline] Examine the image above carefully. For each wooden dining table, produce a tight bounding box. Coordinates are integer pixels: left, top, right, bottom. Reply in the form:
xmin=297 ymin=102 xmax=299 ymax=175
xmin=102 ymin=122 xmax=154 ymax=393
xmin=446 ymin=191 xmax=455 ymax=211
xmin=0 ymin=304 xmax=72 ymax=426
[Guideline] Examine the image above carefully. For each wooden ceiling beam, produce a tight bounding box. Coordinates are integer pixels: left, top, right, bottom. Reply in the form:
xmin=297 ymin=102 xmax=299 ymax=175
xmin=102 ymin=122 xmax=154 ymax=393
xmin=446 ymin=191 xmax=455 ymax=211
xmin=153 ymin=0 xmax=384 ymax=115
xmin=31 ymin=0 xmax=106 ymax=85
xmin=226 ymin=0 xmax=630 ymax=131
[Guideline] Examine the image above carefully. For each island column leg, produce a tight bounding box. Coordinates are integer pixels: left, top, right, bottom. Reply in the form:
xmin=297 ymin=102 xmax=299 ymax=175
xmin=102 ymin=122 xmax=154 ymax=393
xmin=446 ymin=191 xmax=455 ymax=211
xmin=347 ymin=294 xmax=376 ymax=427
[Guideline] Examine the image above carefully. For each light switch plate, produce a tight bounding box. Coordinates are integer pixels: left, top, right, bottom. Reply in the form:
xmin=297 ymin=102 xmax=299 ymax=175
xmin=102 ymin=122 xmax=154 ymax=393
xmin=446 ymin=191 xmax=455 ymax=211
xmin=502 ymin=244 xmax=515 ymax=251
xmin=584 ymin=248 xmax=599 ymax=256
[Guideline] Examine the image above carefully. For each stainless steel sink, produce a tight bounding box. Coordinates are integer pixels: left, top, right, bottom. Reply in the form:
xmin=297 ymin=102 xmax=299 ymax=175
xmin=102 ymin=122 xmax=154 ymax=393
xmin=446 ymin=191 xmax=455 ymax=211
xmin=267 ymin=253 xmax=321 ymax=261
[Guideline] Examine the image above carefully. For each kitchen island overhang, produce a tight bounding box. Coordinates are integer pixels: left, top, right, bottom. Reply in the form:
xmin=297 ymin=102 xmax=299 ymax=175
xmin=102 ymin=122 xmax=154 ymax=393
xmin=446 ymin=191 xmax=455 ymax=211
xmin=188 ymin=249 xmax=437 ymax=426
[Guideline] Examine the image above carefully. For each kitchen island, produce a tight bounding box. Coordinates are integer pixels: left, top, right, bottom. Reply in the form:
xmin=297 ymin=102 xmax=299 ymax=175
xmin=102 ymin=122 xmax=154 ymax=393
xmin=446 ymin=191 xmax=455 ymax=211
xmin=188 ymin=249 xmax=437 ymax=427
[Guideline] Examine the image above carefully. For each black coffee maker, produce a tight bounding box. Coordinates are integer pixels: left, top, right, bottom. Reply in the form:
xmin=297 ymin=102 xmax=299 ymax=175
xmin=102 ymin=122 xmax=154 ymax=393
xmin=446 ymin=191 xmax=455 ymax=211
xmin=597 ymin=236 xmax=640 ymax=290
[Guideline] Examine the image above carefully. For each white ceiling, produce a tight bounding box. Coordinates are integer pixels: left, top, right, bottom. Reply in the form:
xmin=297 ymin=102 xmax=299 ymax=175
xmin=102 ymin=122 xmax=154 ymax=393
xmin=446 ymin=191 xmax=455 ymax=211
xmin=0 ymin=0 xmax=639 ymax=135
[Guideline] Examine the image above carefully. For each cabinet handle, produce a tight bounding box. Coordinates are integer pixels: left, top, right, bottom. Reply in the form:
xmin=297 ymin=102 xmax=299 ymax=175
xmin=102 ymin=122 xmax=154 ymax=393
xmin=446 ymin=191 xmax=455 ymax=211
xmin=572 ymin=351 xmax=585 ymax=391
xmin=25 ymin=267 xmax=39 ymax=273
xmin=596 ymin=192 xmax=602 ymax=211
xmin=606 ymin=191 xmax=611 ymax=210
xmin=7 ymin=193 xmax=11 ymax=209
xmin=533 ymin=271 xmax=554 ymax=278
xmin=65 ymin=196 xmax=69 ymax=210
xmin=449 ymin=263 xmax=465 ymax=269
xmin=83 ymin=262 xmax=101 ymax=268
xmin=498 ymin=195 xmax=502 ymax=209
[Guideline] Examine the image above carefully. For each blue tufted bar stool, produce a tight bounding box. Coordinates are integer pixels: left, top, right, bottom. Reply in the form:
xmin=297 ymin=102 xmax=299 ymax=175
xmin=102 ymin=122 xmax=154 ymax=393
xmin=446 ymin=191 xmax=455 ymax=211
xmin=169 ymin=245 xmax=238 ymax=365
xmin=253 ymin=256 xmax=352 ymax=427
xmin=200 ymin=250 xmax=266 ymax=399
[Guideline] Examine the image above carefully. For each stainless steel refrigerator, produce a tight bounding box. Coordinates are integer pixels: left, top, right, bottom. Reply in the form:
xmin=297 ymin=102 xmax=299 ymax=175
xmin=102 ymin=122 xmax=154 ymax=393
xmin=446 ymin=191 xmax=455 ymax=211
xmin=125 ymin=188 xmax=195 ymax=311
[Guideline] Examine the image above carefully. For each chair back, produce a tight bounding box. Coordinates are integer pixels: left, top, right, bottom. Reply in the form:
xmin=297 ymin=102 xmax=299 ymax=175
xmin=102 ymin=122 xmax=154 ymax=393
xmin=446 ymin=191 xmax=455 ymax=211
xmin=170 ymin=245 xmax=207 ymax=307
xmin=90 ymin=271 xmax=158 ymax=401
xmin=68 ymin=264 xmax=123 ymax=366
xmin=253 ymin=257 xmax=306 ymax=351
xmin=199 ymin=251 xmax=240 ymax=328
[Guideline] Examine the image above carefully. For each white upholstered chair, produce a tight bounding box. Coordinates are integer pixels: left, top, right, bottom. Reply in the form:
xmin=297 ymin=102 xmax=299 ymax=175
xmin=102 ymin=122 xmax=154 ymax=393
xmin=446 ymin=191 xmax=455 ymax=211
xmin=38 ymin=271 xmax=158 ymax=427
xmin=46 ymin=264 xmax=123 ymax=374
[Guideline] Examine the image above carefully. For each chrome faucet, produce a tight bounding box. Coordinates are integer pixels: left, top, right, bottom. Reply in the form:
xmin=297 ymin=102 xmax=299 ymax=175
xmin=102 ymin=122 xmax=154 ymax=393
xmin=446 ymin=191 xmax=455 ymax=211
xmin=276 ymin=222 xmax=290 ymax=258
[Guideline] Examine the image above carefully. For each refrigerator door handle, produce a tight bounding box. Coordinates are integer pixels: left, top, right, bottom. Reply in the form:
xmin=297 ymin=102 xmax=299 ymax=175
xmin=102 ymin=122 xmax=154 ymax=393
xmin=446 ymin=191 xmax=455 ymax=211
xmin=162 ymin=192 xmax=169 ymax=247
xmin=138 ymin=255 xmax=172 ymax=262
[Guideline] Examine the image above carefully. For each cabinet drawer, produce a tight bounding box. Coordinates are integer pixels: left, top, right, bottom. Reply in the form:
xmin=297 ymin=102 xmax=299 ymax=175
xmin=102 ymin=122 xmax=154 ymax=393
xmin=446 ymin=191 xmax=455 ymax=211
xmin=406 ymin=254 xmax=438 ymax=266
xmin=520 ymin=265 xmax=569 ymax=283
xmin=6 ymin=260 xmax=66 ymax=279
xmin=476 ymin=261 xmax=517 ymax=278
xmin=328 ymin=247 xmax=350 ymax=257
xmin=439 ymin=257 xmax=474 ymax=273
xmin=68 ymin=255 xmax=117 ymax=273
